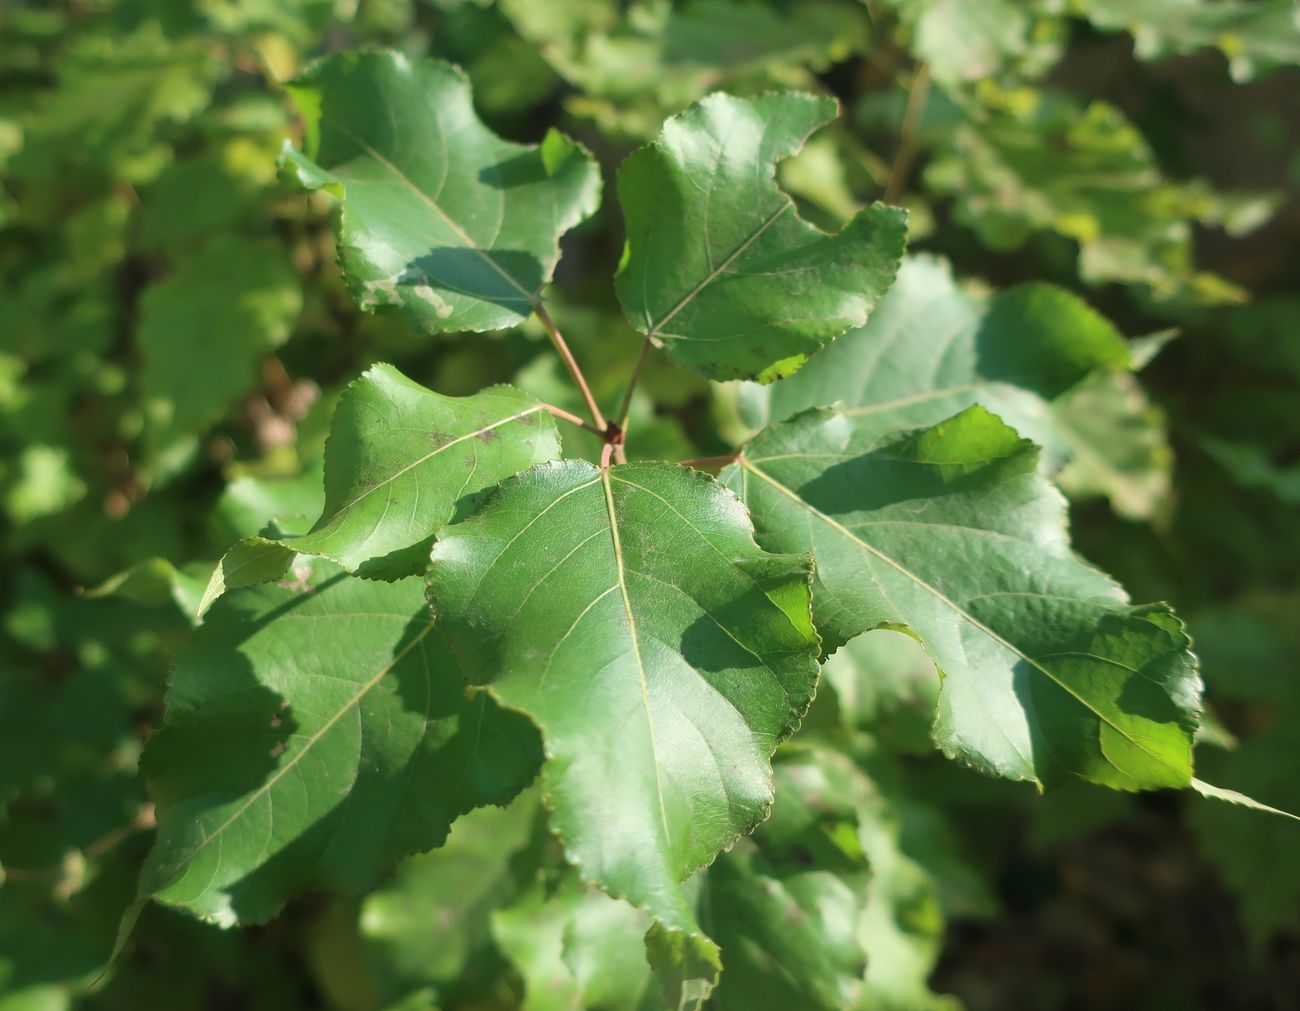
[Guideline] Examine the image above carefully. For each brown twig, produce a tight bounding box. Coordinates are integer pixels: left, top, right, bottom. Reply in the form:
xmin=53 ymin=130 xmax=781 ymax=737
xmin=541 ymin=402 xmax=604 ymax=435
xmin=535 ymin=304 xmax=607 ymax=432
xmin=884 ymin=63 xmax=930 ymax=206
xmin=614 ymin=335 xmax=654 ymax=434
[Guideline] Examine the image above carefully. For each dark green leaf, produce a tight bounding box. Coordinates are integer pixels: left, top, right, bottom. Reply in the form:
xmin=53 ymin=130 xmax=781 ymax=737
xmin=199 ymin=364 xmax=561 ymax=614
xmin=617 ymin=92 xmax=906 ymax=382
xmin=283 ymin=51 xmax=601 ymax=334
xmin=142 ymin=562 xmax=541 ymax=925
xmin=724 ymin=406 xmax=1200 ymax=789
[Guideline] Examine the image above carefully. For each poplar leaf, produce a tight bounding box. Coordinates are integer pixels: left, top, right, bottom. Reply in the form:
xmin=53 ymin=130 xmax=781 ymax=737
xmin=428 ymin=461 xmax=821 ymax=1003
xmin=725 ymin=406 xmax=1201 ymax=789
xmin=142 ymin=562 xmax=541 ymax=925
xmin=282 ymin=51 xmax=601 ymax=334
xmin=616 ymin=92 xmax=906 ymax=382
xmin=199 ymin=364 xmax=561 ymax=615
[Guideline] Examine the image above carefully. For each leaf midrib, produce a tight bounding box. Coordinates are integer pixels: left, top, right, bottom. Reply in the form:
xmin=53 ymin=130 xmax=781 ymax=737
xmin=155 ymin=619 xmax=435 ymax=889
xmin=306 ymin=404 xmax=544 ymax=541
xmin=600 ymin=467 xmax=674 ymax=848
xmin=644 ymin=202 xmax=790 ymax=341
xmin=738 ymin=456 xmax=1183 ymax=777
xmin=321 ymin=116 xmax=538 ymax=305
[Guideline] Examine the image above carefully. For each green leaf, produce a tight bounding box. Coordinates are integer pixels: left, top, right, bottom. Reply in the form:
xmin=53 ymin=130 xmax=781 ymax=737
xmin=141 ymin=561 xmax=541 ymax=925
xmin=876 ymin=0 xmax=1062 ymax=85
xmin=199 ymin=364 xmax=561 ymax=615
xmin=501 ymin=0 xmax=872 ymax=139
xmin=493 ymin=872 xmax=657 ymax=1011
xmin=724 ymin=406 xmax=1201 ymax=789
xmin=842 ymin=741 xmax=979 ymax=1011
xmin=925 ymin=91 xmax=1276 ymax=300
xmin=821 ymin=629 xmax=939 ymax=754
xmin=137 ymin=235 xmax=301 ymax=462
xmin=743 ymin=255 xmax=1130 ymax=470
xmin=1185 ymin=596 xmax=1300 ymax=942
xmin=359 ymin=796 xmax=540 ymax=1005
xmin=282 ymin=51 xmax=601 ymax=334
xmin=428 ymin=460 xmax=822 ymax=1001
xmin=616 ymin=92 xmax=906 ymax=382
xmin=702 ymin=750 xmax=871 ymax=1011
xmin=1054 ymin=367 xmax=1173 ymax=520
xmin=1079 ymin=0 xmax=1300 ymax=82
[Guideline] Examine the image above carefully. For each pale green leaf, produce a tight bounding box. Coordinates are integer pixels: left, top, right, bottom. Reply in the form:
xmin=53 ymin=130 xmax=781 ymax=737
xmin=821 ymin=629 xmax=939 ymax=753
xmin=282 ymin=51 xmax=601 ymax=334
xmin=724 ymin=406 xmax=1201 ymax=789
xmin=137 ymin=235 xmax=301 ymax=460
xmin=428 ymin=461 xmax=822 ymax=1001
xmin=1054 ymin=367 xmax=1174 ymax=520
xmin=199 ymin=363 xmax=561 ymax=615
xmin=493 ymin=873 xmax=657 ymax=1011
xmin=141 ymin=561 xmax=541 ymax=925
xmin=925 ymin=92 xmax=1275 ymax=300
xmin=359 ymin=796 xmax=540 ymax=1004
xmin=501 ymin=0 xmax=871 ymax=139
xmin=701 ymin=750 xmax=871 ymax=1011
xmin=616 ymin=92 xmax=906 ymax=382
xmin=876 ymin=0 xmax=1063 ymax=85
xmin=742 ymin=255 xmax=1130 ymax=471
xmin=1080 ymin=0 xmax=1300 ymax=81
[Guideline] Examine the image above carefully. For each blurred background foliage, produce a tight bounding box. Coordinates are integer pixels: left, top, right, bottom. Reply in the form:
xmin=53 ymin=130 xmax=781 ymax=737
xmin=1 ymin=0 xmax=1298 ymax=1008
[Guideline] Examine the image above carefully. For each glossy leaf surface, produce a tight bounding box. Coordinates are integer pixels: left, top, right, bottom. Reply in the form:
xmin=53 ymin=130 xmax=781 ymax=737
xmin=616 ymin=92 xmax=906 ymax=382
xmin=283 ymin=51 xmax=601 ymax=333
xmin=428 ymin=460 xmax=821 ymax=998
xmin=142 ymin=562 xmax=541 ymax=925
xmin=199 ymin=364 xmax=561 ymax=614
xmin=725 ymin=406 xmax=1201 ymax=789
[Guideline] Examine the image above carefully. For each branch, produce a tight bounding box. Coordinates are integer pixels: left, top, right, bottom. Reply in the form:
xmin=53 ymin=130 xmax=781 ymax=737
xmin=884 ymin=63 xmax=930 ymax=206
xmin=535 ymin=304 xmax=607 ymax=432
xmin=614 ymin=335 xmax=654 ymax=432
xmin=541 ymin=402 xmax=604 ymax=435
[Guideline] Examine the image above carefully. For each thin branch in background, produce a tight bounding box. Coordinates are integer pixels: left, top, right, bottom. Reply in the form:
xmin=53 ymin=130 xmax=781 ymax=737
xmin=678 ymin=454 xmax=739 ymax=470
xmin=535 ymin=304 xmax=608 ymax=432
xmin=614 ymin=335 xmax=654 ymax=433
xmin=884 ymin=63 xmax=930 ymax=206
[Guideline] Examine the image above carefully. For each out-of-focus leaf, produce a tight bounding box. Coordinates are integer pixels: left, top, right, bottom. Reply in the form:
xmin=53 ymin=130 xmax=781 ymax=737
xmin=1054 ymin=367 xmax=1174 ymax=520
xmin=702 ymin=749 xmax=871 ymax=1011
xmin=1187 ymin=594 xmax=1300 ymax=944
xmin=1202 ymin=438 xmax=1300 ymax=506
xmin=1079 ymin=0 xmax=1300 ymax=81
xmin=875 ymin=0 xmax=1064 ymax=85
xmin=926 ymin=90 xmax=1279 ymax=300
xmin=822 ymin=629 xmax=938 ymax=754
xmin=137 ymin=236 xmax=301 ymax=463
xmin=501 ymin=0 xmax=871 ymax=138
xmin=357 ymin=797 xmax=539 ymax=1006
xmin=493 ymin=871 xmax=657 ymax=1011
